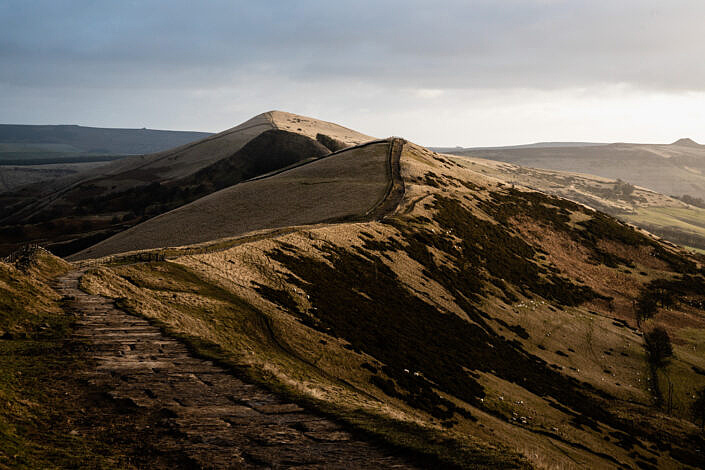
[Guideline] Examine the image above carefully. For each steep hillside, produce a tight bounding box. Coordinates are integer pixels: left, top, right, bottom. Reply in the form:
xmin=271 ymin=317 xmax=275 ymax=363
xmin=452 ymin=155 xmax=705 ymax=252
xmin=0 ymin=247 xmax=270 ymax=468
xmin=0 ymin=111 xmax=374 ymax=257
xmin=79 ymin=141 xmax=705 ymax=469
xmin=447 ymin=139 xmax=705 ymax=201
xmin=71 ymin=139 xmax=397 ymax=260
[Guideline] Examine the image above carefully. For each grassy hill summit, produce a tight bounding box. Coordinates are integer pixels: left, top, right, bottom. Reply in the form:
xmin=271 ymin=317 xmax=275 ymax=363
xmin=2 ymin=112 xmax=705 ymax=468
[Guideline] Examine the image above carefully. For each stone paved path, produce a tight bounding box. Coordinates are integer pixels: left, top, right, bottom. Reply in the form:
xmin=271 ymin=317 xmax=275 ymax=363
xmin=54 ymin=270 xmax=418 ymax=469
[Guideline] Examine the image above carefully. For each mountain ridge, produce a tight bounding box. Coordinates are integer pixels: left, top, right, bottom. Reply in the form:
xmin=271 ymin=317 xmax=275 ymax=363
xmin=0 ymin=111 xmax=376 ymax=257
xmin=70 ymin=138 xmax=401 ymax=260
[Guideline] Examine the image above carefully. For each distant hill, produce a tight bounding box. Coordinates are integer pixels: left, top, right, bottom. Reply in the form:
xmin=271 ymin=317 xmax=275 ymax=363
xmin=0 ymin=124 xmax=213 ymax=162
xmin=445 ymin=138 xmax=705 ymax=201
xmin=0 ymin=124 xmax=214 ymax=192
xmin=431 ymin=142 xmax=608 ymax=153
xmin=449 ymin=153 xmax=705 ymax=252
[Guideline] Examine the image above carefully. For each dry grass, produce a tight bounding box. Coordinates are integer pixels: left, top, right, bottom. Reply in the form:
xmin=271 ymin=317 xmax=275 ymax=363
xmin=0 ymin=250 xmax=129 ymax=468
xmin=77 ymin=139 xmax=705 ymax=469
xmin=72 ymin=142 xmax=392 ymax=259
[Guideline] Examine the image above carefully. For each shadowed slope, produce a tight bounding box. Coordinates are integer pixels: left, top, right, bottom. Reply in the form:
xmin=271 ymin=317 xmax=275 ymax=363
xmin=71 ymin=140 xmax=394 ymax=260
xmin=71 ymin=110 xmax=371 ymax=185
xmin=53 ymin=271 xmax=421 ymax=469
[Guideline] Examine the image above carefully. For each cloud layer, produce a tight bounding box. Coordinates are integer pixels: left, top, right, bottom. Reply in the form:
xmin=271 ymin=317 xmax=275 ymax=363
xmin=1 ymin=1 xmax=703 ymax=145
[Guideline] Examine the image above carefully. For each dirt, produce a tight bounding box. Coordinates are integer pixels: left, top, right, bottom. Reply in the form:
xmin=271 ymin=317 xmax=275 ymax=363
xmin=53 ymin=270 xmax=419 ymax=469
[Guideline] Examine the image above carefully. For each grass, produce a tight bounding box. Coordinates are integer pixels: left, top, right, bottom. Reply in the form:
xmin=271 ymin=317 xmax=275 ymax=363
xmin=0 ymin=251 xmax=120 ymax=468
xmin=141 ymin=317 xmax=528 ymax=470
xmin=70 ymin=140 xmax=391 ymax=260
xmin=0 ymin=332 xmax=175 ymax=469
xmin=0 ymin=250 xmax=206 ymax=469
xmin=0 ymin=250 xmax=70 ymax=340
xmin=0 ymin=334 xmax=103 ymax=468
xmin=629 ymin=206 xmax=705 ymax=234
xmin=87 ymin=261 xmax=529 ymax=469
xmin=75 ymin=148 xmax=705 ymax=468
xmin=453 ymin=153 xmax=705 ymax=252
xmin=79 ymin=130 xmax=330 ymax=220
xmin=79 ymin=173 xmax=705 ymax=467
xmin=262 ymin=195 xmax=685 ymax=449
xmin=625 ymin=206 xmax=705 ymax=250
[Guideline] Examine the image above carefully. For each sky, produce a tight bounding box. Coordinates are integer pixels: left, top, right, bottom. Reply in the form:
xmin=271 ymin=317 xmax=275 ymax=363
xmin=1 ymin=0 xmax=704 ymax=147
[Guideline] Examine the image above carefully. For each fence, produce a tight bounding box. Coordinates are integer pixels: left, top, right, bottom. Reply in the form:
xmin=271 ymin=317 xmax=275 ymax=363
xmin=2 ymin=243 xmax=43 ymax=264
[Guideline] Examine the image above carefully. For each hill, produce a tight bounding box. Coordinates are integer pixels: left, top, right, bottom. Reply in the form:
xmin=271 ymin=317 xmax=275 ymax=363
xmin=0 ymin=124 xmax=212 ymax=161
xmin=71 ymin=139 xmax=399 ymax=260
xmin=446 ymin=139 xmax=705 ymax=202
xmin=67 ymin=138 xmax=705 ymax=468
xmin=0 ymin=124 xmax=213 ymax=192
xmin=0 ymin=161 xmax=113 ymax=194
xmin=0 ymin=111 xmax=374 ymax=257
xmin=431 ymin=142 xmax=608 ymax=153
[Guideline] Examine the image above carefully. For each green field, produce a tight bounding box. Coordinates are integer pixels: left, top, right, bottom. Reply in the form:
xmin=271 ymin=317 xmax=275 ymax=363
xmin=625 ymin=206 xmax=705 ymax=251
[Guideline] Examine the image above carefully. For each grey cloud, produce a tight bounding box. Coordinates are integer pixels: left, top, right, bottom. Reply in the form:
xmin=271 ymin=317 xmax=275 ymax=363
xmin=1 ymin=0 xmax=704 ymax=91
xmin=1 ymin=0 xmax=704 ymax=143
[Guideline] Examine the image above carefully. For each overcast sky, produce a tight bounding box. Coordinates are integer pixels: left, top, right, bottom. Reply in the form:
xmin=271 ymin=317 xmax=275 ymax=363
xmin=1 ymin=0 xmax=704 ymax=146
